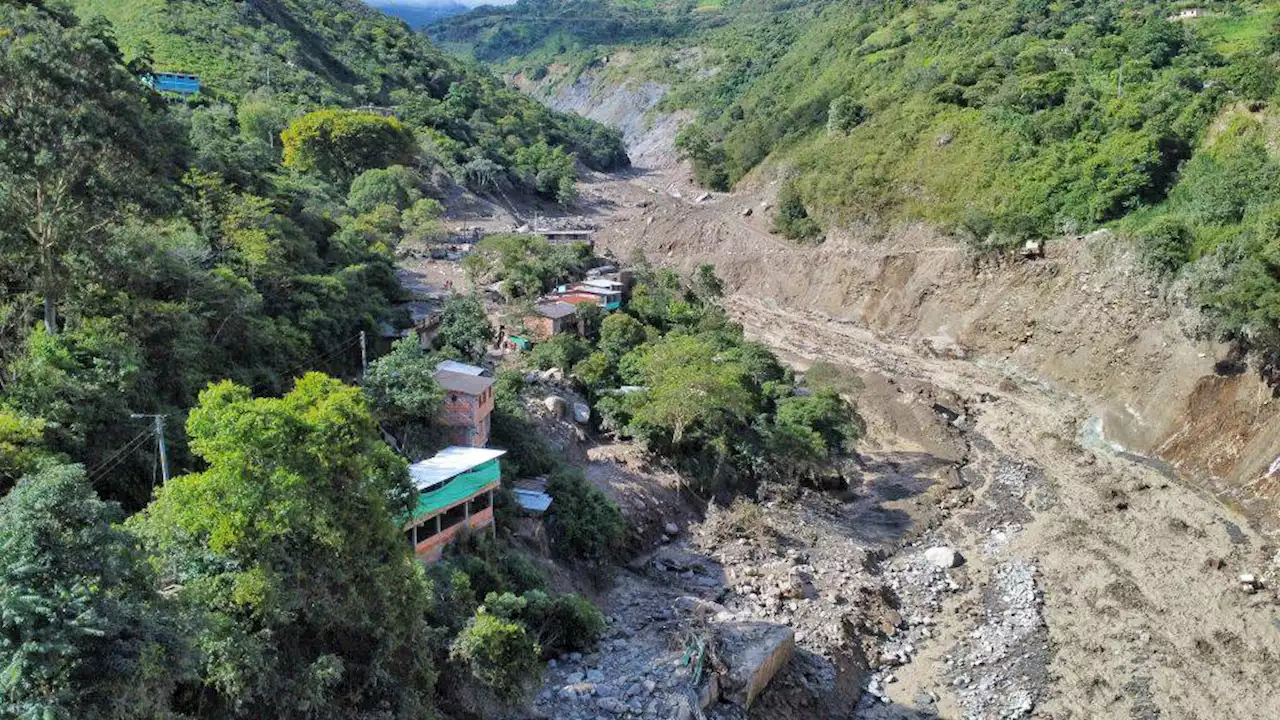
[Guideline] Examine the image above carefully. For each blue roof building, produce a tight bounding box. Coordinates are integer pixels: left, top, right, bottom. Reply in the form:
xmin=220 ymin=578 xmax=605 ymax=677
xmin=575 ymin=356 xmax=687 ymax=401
xmin=143 ymin=72 xmax=202 ymax=97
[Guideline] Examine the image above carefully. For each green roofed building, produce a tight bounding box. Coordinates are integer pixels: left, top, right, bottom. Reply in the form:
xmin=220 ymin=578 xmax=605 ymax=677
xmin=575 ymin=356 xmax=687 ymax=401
xmin=404 ymin=446 xmax=505 ymax=562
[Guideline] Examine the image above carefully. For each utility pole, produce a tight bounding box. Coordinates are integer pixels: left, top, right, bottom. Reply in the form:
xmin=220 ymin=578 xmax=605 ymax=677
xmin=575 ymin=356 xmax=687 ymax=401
xmin=359 ymin=330 xmax=368 ymax=374
xmin=130 ymin=414 xmax=169 ymax=484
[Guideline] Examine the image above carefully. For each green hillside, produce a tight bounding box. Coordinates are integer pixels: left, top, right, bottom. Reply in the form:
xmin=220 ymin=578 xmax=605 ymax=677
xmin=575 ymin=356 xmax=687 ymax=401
xmin=437 ymin=0 xmax=1280 ymax=366
xmin=69 ymin=0 xmax=628 ymax=177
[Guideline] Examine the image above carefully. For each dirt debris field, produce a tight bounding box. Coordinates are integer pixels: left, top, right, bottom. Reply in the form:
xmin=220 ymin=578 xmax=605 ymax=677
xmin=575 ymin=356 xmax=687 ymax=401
xmin=522 ymin=296 xmax=1280 ymax=720
xmin=730 ymin=299 xmax=1280 ymax=719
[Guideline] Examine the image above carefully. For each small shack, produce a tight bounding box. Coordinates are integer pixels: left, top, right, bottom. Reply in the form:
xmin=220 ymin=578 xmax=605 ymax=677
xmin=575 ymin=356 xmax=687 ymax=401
xmin=434 ymin=364 xmax=495 ymax=447
xmin=405 ymin=447 xmax=506 ymax=562
xmin=511 ymin=477 xmax=553 ymax=515
xmin=536 ymin=229 xmax=595 ymax=248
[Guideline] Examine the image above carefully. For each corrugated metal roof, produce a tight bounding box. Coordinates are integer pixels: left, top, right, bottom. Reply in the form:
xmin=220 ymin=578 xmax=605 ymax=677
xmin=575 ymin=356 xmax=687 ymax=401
xmin=571 ymin=285 xmax=619 ymax=297
xmin=513 ymin=489 xmax=552 ymax=513
xmin=581 ymin=278 xmax=624 ymax=290
xmin=434 ymin=370 xmax=495 ymax=395
xmin=536 ymin=302 xmax=578 ymax=319
xmin=436 ymin=360 xmax=486 ymax=376
xmin=408 ymin=446 xmax=507 ymax=490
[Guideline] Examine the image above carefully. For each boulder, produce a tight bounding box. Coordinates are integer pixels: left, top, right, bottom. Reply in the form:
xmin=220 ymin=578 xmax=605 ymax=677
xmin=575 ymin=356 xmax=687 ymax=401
xmin=673 ymin=596 xmax=726 ymax=618
xmin=664 ymin=521 xmax=680 ymax=535
xmin=718 ymin=621 xmax=795 ymax=709
xmin=573 ymin=402 xmax=591 ymax=424
xmin=925 ymin=546 xmax=963 ymax=569
xmin=1240 ymin=573 xmax=1262 ymax=593
xmin=543 ymin=395 xmax=567 ymax=416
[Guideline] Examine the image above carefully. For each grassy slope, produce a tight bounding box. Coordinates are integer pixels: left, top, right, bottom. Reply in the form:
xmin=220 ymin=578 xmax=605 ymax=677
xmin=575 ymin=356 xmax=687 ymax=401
xmin=72 ymin=0 xmax=459 ymax=103
xmin=438 ymin=0 xmax=1277 ymax=233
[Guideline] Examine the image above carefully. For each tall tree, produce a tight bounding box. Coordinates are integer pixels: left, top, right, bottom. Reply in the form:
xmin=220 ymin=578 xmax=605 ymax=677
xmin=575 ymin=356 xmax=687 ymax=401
xmin=0 ymin=462 xmax=188 ymax=719
xmin=0 ymin=3 xmax=180 ymax=333
xmin=362 ymin=337 xmax=444 ymax=460
xmin=128 ymin=374 xmax=437 ymax=719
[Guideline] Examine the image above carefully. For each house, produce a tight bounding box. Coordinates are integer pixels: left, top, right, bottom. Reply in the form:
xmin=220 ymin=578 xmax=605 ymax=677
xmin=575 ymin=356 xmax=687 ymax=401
xmin=434 ymin=365 xmax=495 ymax=447
xmin=404 ymin=447 xmax=506 ymax=562
xmin=571 ymin=281 xmax=624 ymax=310
xmin=1168 ymin=7 xmax=1206 ymax=20
xmin=142 ymin=72 xmax=201 ymax=97
xmin=526 ymin=301 xmax=580 ymax=339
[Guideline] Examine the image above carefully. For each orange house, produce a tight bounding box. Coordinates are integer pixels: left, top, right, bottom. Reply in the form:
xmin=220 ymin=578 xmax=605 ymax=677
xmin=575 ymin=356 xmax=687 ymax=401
xmin=433 ymin=365 xmax=495 ymax=447
xmin=404 ymin=446 xmax=506 ymax=563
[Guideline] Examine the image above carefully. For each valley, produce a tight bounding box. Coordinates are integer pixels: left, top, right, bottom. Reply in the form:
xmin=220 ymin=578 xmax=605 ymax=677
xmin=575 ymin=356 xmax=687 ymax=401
xmin=444 ymin=64 xmax=1280 ymax=718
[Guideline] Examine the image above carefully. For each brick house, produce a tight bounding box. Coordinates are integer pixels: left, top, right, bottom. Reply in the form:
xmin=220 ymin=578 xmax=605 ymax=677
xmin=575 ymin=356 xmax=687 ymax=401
xmin=525 ymin=301 xmax=580 ymax=339
xmin=404 ymin=446 xmax=505 ymax=562
xmin=433 ymin=365 xmax=495 ymax=447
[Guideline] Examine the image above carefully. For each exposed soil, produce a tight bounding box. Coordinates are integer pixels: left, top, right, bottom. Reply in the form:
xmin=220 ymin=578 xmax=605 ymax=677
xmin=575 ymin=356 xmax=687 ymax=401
xmin=415 ymin=69 xmax=1280 ymax=718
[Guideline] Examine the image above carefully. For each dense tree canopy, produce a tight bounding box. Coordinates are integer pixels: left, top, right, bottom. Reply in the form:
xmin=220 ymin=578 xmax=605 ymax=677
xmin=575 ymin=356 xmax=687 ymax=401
xmin=129 ymin=374 xmax=436 ymax=719
xmin=0 ymin=2 xmax=181 ymax=333
xmin=281 ymin=110 xmax=418 ymax=183
xmin=0 ymin=462 xmax=186 ymax=720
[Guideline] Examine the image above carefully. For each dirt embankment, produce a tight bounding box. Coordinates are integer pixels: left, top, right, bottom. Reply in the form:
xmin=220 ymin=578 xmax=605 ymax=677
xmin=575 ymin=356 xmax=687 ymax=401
xmin=578 ymin=171 xmax=1280 ymax=529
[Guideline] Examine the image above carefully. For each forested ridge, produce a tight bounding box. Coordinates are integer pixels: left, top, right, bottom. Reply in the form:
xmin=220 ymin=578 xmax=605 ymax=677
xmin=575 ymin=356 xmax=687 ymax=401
xmin=0 ymin=1 xmax=634 ymax=716
xmin=436 ymin=0 xmax=1280 ymax=370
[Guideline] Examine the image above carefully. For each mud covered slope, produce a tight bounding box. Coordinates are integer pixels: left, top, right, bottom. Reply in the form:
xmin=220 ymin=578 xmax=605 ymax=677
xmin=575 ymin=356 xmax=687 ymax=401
xmin=576 ymin=164 xmax=1280 ymax=526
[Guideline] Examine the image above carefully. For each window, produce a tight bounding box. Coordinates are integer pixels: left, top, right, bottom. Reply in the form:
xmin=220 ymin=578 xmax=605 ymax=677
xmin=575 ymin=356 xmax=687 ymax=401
xmin=441 ymin=502 xmax=467 ymax=530
xmin=420 ymin=519 xmax=439 ymax=538
xmin=470 ymin=492 xmax=492 ymax=514
xmin=405 ymin=528 xmax=417 ymax=546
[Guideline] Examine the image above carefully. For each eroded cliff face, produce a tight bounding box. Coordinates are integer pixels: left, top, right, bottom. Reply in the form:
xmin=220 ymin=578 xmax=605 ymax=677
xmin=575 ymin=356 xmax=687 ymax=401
xmin=511 ymin=56 xmax=692 ymax=171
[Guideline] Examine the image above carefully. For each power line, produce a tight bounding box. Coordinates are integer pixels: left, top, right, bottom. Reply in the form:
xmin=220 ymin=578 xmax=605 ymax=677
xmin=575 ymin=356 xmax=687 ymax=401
xmin=86 ymin=428 xmax=156 ymax=483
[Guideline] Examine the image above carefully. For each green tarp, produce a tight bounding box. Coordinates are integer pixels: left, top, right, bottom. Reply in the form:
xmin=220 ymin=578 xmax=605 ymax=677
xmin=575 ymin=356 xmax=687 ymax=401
xmin=409 ymin=459 xmax=500 ymax=522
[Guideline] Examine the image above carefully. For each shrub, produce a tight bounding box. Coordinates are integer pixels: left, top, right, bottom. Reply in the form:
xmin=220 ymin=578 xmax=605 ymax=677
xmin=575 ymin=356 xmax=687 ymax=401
xmin=347 ymin=165 xmax=422 ymax=214
xmin=826 ymin=95 xmax=866 ymax=134
xmin=450 ymin=610 xmax=541 ymax=700
xmin=772 ymin=181 xmax=822 ymax=241
xmin=527 ymin=333 xmax=591 ymax=372
xmin=482 ymin=590 xmax=605 ymax=658
xmin=1136 ymin=216 xmax=1192 ymax=276
xmin=545 ymin=467 xmax=625 ymax=562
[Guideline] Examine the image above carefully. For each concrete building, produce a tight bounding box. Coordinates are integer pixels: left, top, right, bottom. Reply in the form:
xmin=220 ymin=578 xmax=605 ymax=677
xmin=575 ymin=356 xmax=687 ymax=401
xmin=433 ymin=364 xmax=495 ymax=447
xmin=404 ymin=447 xmax=505 ymax=562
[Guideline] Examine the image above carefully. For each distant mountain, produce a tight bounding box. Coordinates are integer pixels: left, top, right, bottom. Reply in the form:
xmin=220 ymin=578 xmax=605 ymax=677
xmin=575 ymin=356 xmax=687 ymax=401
xmin=368 ymin=0 xmax=471 ymax=28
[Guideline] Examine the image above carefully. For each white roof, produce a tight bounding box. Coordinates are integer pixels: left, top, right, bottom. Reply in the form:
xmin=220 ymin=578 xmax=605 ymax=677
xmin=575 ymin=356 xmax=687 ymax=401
xmin=572 ymin=285 xmax=619 ymax=297
xmin=436 ymin=359 xmax=485 ymax=376
xmin=408 ymin=446 xmax=506 ymax=490
xmin=581 ymin=278 xmax=623 ymax=289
